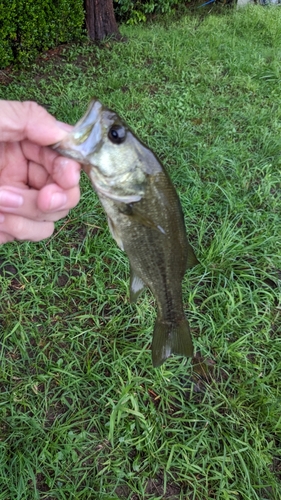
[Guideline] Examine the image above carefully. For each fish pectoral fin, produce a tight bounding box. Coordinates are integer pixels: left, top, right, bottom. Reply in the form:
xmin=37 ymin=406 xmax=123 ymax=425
xmin=107 ymin=216 xmax=124 ymax=250
xmin=151 ymin=318 xmax=194 ymax=367
xmin=120 ymin=203 xmax=166 ymax=235
xmin=130 ymin=266 xmax=146 ymax=302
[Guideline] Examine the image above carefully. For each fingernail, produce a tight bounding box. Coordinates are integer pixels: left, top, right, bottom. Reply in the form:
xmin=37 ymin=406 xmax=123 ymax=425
xmin=50 ymin=192 xmax=67 ymax=210
xmin=56 ymin=158 xmax=81 ymax=185
xmin=56 ymin=121 xmax=74 ymax=132
xmin=72 ymin=168 xmax=81 ymax=185
xmin=0 ymin=190 xmax=24 ymax=208
xmin=0 ymin=214 xmax=5 ymax=223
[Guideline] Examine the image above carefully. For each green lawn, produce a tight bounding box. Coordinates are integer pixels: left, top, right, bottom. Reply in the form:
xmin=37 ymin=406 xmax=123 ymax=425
xmin=0 ymin=6 xmax=280 ymax=499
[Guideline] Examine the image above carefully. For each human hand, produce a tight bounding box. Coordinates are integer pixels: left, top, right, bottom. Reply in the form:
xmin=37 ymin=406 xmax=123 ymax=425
xmin=0 ymin=100 xmax=81 ymax=244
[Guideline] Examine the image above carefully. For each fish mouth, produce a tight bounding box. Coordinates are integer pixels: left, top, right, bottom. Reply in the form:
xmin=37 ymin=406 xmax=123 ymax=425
xmin=52 ymin=99 xmax=103 ymax=164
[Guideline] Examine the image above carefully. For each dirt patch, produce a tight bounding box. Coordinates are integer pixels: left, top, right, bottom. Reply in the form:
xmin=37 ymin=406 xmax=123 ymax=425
xmin=0 ymin=41 xmax=99 ymax=86
xmin=145 ymin=475 xmax=181 ymax=498
xmin=115 ymin=473 xmax=183 ymax=499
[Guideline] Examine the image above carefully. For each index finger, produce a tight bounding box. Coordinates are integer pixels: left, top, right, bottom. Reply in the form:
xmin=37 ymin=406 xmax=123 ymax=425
xmin=22 ymin=140 xmax=81 ymax=190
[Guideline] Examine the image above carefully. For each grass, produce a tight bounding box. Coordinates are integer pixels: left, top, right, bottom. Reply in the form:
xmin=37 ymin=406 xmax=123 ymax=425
xmin=0 ymin=5 xmax=281 ymax=499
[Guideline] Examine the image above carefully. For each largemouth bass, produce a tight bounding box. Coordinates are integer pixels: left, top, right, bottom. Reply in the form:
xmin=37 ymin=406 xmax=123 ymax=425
xmin=53 ymin=100 xmax=198 ymax=367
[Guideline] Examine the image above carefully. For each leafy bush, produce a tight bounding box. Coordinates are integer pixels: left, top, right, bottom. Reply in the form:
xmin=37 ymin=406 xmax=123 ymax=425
xmin=0 ymin=0 xmax=84 ymax=68
xmin=114 ymin=0 xmax=182 ymax=24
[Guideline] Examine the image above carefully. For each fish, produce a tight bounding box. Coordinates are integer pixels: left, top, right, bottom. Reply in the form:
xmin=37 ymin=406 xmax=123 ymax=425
xmin=53 ymin=99 xmax=199 ymax=367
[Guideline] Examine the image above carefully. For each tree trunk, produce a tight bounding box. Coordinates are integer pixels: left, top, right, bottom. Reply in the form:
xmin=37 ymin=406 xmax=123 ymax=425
xmin=84 ymin=0 xmax=121 ymax=41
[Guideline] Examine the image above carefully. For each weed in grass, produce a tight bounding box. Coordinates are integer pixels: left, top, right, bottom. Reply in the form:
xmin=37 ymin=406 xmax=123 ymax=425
xmin=0 ymin=6 xmax=281 ymax=500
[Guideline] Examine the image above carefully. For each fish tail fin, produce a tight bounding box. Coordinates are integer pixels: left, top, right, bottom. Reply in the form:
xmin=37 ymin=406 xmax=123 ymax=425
xmin=151 ymin=317 xmax=194 ymax=367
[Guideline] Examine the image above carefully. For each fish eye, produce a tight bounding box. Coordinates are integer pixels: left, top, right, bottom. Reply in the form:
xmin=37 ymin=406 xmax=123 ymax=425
xmin=108 ymin=125 xmax=126 ymax=144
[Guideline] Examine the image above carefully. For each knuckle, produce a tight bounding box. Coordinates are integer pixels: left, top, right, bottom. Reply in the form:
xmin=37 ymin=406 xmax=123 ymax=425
xmin=31 ymin=222 xmax=54 ymax=241
xmin=5 ymin=215 xmax=54 ymax=242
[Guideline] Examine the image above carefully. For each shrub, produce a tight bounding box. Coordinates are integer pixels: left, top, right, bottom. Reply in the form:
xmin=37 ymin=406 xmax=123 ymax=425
xmin=113 ymin=0 xmax=182 ymax=24
xmin=0 ymin=0 xmax=84 ymax=68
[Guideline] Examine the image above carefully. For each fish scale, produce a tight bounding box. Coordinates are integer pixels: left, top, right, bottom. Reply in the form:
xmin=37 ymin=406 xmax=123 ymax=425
xmin=53 ymin=99 xmax=199 ymax=367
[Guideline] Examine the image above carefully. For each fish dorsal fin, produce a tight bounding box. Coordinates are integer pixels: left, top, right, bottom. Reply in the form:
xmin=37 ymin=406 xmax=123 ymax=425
xmin=130 ymin=266 xmax=146 ymax=303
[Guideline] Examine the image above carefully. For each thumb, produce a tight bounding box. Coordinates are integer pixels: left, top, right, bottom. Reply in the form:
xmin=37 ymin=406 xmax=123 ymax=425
xmin=0 ymin=100 xmax=73 ymax=145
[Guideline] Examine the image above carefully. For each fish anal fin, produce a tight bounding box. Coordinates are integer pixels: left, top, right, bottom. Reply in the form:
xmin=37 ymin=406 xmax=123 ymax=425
xmin=130 ymin=267 xmax=146 ymax=302
xmin=152 ymin=317 xmax=194 ymax=367
xmin=186 ymin=241 xmax=200 ymax=269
